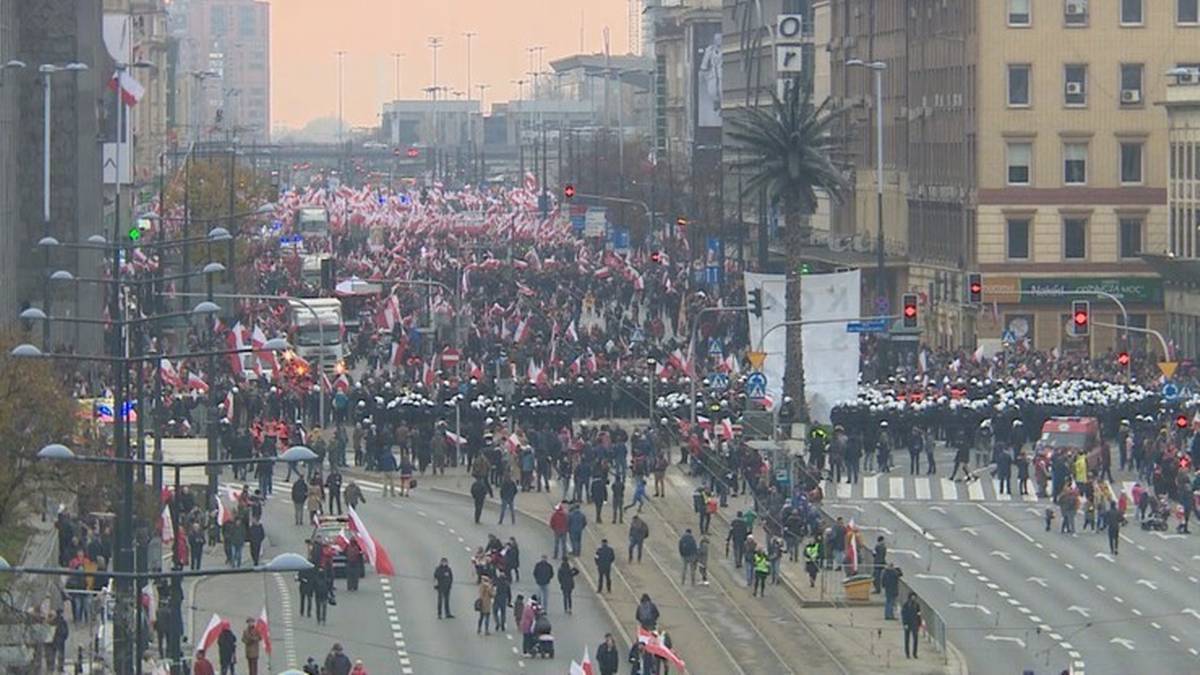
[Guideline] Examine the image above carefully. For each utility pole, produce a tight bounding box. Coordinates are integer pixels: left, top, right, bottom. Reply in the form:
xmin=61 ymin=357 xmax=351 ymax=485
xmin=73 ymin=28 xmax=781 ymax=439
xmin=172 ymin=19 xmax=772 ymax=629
xmin=429 ymin=36 xmax=443 ymax=156
xmin=335 ymin=50 xmax=346 ymax=148
xmin=391 ymin=52 xmax=404 ymax=101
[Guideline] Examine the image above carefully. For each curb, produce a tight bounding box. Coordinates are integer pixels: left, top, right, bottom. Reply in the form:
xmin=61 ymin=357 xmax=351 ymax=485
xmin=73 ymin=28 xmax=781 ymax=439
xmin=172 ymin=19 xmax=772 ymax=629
xmin=425 ymin=484 xmax=636 ymax=652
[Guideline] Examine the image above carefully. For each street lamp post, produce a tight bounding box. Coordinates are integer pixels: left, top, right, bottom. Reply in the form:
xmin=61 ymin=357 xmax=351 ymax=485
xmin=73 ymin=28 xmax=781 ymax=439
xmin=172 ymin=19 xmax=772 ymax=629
xmin=846 ymin=59 xmax=888 ymax=304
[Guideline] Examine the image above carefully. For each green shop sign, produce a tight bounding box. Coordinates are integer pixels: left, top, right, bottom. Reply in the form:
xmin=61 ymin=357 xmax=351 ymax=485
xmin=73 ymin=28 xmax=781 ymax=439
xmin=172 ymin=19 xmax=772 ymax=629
xmin=1020 ymin=277 xmax=1163 ymax=305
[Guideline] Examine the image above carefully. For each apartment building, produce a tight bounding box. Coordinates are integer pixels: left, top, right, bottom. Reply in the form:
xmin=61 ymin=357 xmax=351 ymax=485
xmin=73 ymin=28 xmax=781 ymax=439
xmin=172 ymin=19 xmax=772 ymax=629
xmin=975 ymin=0 xmax=1194 ymax=356
xmin=178 ymin=0 xmax=270 ymax=142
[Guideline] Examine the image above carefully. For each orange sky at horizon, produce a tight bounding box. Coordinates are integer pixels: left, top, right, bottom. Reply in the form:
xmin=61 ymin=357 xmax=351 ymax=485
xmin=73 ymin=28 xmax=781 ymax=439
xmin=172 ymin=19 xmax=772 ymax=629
xmin=267 ymin=0 xmax=631 ymax=130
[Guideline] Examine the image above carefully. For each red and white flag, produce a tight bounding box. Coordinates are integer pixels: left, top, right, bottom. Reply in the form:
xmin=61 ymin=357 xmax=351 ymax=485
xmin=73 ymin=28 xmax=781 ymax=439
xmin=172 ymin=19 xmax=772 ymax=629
xmin=514 ymin=315 xmax=532 ymax=343
xmin=141 ymin=583 xmax=158 ymax=627
xmin=216 ymin=495 xmax=233 ymax=525
xmin=347 ymin=506 xmax=395 ymax=576
xmin=252 ymin=325 xmax=279 ymax=372
xmin=109 ymin=69 xmax=145 ymax=106
xmin=390 ymin=342 xmax=405 ymax=369
xmin=570 ymin=646 xmax=596 ymax=675
xmin=159 ymin=505 xmax=174 ymax=543
xmin=720 ymin=418 xmax=735 ymax=441
xmin=186 ymin=371 xmax=209 ymax=393
xmin=256 ymin=607 xmax=272 ymax=655
xmin=160 ymin=359 xmax=183 ymax=388
xmin=197 ymin=613 xmax=230 ymax=653
xmin=565 ymin=320 xmax=579 ymax=342
xmin=445 ymin=430 xmax=466 ymax=447
xmin=223 ymin=389 xmax=235 ymax=421
xmin=637 ymin=626 xmax=686 ymax=670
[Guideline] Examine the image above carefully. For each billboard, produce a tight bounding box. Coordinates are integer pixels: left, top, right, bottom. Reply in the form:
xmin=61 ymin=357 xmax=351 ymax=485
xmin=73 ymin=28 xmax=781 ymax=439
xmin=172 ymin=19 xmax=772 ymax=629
xmin=694 ymin=22 xmax=722 ymax=130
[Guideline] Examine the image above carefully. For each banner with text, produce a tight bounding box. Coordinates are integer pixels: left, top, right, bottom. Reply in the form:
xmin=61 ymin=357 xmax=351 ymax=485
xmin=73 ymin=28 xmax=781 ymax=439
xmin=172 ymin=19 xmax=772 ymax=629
xmin=801 ymin=270 xmax=862 ymax=424
xmin=744 ymin=272 xmax=787 ymax=411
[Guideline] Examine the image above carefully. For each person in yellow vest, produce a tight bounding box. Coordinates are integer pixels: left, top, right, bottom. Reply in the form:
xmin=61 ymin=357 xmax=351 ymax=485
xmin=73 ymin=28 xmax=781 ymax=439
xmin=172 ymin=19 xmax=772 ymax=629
xmin=1073 ymin=451 xmax=1088 ymax=484
xmin=751 ymin=549 xmax=770 ymax=597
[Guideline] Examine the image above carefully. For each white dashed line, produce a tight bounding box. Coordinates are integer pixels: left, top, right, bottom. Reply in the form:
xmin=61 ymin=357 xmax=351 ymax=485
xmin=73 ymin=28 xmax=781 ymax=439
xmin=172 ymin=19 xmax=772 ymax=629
xmin=272 ymin=573 xmax=299 ymax=667
xmin=378 ymin=578 xmax=412 ymax=673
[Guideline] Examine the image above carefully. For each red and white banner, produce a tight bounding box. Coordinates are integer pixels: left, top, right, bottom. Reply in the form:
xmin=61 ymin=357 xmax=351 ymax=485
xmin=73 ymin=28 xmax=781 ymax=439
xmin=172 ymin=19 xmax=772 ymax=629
xmin=256 ymin=607 xmax=272 ymax=655
xmin=159 ymin=505 xmax=174 ymax=543
xmin=346 ymin=506 xmax=395 ymax=576
xmin=570 ymin=646 xmax=596 ymax=675
xmin=637 ymin=626 xmax=685 ymax=670
xmin=198 ymin=613 xmax=230 ymax=653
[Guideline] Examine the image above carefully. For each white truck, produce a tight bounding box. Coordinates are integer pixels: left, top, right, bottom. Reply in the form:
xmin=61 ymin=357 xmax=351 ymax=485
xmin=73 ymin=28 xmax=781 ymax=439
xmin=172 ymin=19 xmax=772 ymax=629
xmin=288 ymin=297 xmax=344 ymax=372
xmin=295 ymin=206 xmax=331 ymax=239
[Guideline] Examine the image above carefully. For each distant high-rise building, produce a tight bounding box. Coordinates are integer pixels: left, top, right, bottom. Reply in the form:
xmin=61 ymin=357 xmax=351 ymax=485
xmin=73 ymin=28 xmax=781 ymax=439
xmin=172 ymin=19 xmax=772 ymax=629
xmin=179 ymin=0 xmax=270 ymax=142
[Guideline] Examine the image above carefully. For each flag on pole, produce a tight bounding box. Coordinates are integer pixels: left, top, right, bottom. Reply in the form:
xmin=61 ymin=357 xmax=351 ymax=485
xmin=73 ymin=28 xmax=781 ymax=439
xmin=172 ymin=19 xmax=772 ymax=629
xmin=256 ymin=607 xmax=272 ymax=655
xmin=845 ymin=521 xmax=859 ymax=575
xmin=109 ymin=69 xmax=145 ymax=106
xmin=569 ymin=646 xmax=596 ymax=675
xmin=186 ymin=371 xmax=210 ymax=392
xmin=159 ymin=504 xmax=174 ymax=543
xmin=198 ymin=613 xmax=230 ymax=653
xmin=160 ymin=359 xmax=183 ymax=388
xmin=347 ymin=506 xmax=395 ymax=576
xmin=141 ymin=582 xmax=158 ymax=627
xmin=637 ymin=626 xmax=686 ymax=670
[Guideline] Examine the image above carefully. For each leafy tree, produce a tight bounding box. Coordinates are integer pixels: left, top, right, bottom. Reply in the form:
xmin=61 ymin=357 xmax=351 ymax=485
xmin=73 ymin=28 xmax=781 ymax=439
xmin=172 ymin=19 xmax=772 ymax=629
xmin=726 ymin=77 xmax=849 ymax=416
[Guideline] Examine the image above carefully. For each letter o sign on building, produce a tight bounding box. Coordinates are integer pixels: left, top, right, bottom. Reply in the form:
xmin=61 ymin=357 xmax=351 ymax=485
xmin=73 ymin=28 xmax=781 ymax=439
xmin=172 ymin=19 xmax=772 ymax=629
xmin=777 ymin=14 xmax=806 ymax=40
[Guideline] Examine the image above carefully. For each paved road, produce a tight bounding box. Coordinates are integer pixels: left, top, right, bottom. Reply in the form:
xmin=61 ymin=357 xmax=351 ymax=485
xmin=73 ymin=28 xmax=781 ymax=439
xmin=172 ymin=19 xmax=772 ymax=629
xmin=847 ymin=498 xmax=1200 ymax=675
xmin=200 ymin=476 xmax=618 ymax=673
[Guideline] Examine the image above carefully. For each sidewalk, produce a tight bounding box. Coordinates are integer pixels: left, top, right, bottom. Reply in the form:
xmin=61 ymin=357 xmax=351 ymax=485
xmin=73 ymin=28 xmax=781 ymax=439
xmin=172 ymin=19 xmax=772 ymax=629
xmin=346 ymin=463 xmax=967 ymax=675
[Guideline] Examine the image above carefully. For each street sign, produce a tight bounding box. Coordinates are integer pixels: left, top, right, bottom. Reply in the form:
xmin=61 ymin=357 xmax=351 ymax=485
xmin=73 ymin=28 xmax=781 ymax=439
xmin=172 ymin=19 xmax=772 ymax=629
xmin=708 ymin=373 xmax=729 ymax=391
xmin=746 ymin=372 xmax=768 ymax=399
xmin=441 ymin=347 xmax=461 ymax=368
xmin=1162 ymin=382 xmax=1180 ymax=400
xmin=631 ymin=328 xmax=646 ymax=344
xmin=1001 ymin=329 xmax=1017 ymax=344
xmin=846 ymin=318 xmax=889 ymax=334
xmin=875 ymin=296 xmax=890 ymax=314
xmin=1158 ymin=361 xmax=1178 ymax=379
xmin=708 ymin=338 xmax=723 ymax=356
xmin=747 ymin=351 xmax=766 ymax=370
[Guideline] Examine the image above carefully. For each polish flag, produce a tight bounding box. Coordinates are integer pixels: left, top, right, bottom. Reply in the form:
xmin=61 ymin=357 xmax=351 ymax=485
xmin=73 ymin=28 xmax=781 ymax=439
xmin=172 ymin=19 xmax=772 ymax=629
xmin=720 ymin=418 xmax=735 ymax=441
xmin=585 ymin=350 xmax=599 ymax=374
xmin=845 ymin=521 xmax=859 ymax=575
xmin=109 ymin=69 xmax=145 ymax=106
xmin=141 ymin=582 xmax=157 ymax=627
xmin=514 ymin=315 xmax=532 ymax=343
xmin=655 ymin=360 xmax=672 ymax=379
xmin=570 ymin=646 xmax=596 ymax=675
xmin=467 ymin=358 xmax=483 ymax=381
xmin=197 ymin=613 xmax=230 ymax=653
xmin=565 ymin=320 xmax=579 ymax=342
xmin=505 ymin=433 xmax=521 ymax=455
xmin=445 ymin=430 xmax=466 ymax=447
xmin=159 ymin=504 xmax=174 ymax=543
xmin=636 ymin=626 xmax=685 ymax=670
xmin=160 ymin=359 xmax=183 ymax=388
xmin=527 ymin=361 xmax=547 ymax=387
xmin=252 ymin=325 xmax=278 ymax=372
xmin=223 ymin=389 xmax=235 ymax=421
xmin=421 ymin=361 xmax=435 ymax=388
xmin=347 ymin=506 xmax=395 ymax=576
xmin=334 ymin=373 xmax=352 ymax=393
xmin=226 ymin=322 xmax=248 ymax=377
xmin=569 ymin=354 xmax=584 ymax=377
xmin=256 ymin=607 xmax=272 ymax=655
xmin=186 ymin=372 xmax=209 ymax=393
xmin=216 ymin=495 xmax=233 ymax=525
xmin=390 ymin=342 xmax=405 ymax=369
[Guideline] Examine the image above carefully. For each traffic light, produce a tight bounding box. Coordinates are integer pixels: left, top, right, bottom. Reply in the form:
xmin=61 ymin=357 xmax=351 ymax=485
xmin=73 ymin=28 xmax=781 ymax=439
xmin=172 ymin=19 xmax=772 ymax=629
xmin=1176 ymin=414 xmax=1189 ymax=430
xmin=968 ymin=273 xmax=983 ymax=304
xmin=1117 ymin=351 xmax=1131 ymax=367
xmin=1071 ymin=300 xmax=1090 ymax=337
xmin=902 ymin=293 xmax=918 ymax=328
xmin=406 ymin=147 xmax=420 ymax=158
xmin=563 ymin=184 xmax=576 ymax=200
xmin=748 ymin=288 xmax=763 ymax=318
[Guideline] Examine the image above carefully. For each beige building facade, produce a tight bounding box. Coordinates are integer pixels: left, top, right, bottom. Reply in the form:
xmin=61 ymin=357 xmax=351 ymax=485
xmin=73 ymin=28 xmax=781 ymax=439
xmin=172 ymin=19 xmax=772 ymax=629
xmin=974 ymin=0 xmax=1196 ymax=356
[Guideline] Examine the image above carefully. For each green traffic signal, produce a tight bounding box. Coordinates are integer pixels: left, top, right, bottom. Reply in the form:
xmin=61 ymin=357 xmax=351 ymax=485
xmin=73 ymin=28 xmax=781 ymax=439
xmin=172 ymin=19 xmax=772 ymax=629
xmin=128 ymin=227 xmax=142 ymax=241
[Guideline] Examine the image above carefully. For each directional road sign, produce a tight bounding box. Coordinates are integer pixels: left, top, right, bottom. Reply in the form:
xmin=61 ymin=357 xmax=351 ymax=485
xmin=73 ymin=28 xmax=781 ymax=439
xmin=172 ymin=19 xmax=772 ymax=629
xmin=746 ymin=372 xmax=767 ymax=400
xmin=846 ymin=318 xmax=889 ymax=334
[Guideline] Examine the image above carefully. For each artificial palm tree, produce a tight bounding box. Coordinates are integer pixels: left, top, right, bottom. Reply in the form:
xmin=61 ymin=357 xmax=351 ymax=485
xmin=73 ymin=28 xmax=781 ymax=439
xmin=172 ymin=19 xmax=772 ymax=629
xmin=726 ymin=75 xmax=850 ymax=419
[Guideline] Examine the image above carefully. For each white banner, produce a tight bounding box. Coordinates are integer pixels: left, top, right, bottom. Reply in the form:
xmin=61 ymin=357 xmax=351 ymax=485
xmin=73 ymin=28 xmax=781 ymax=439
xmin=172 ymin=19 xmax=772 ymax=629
xmin=801 ymin=270 xmax=862 ymax=424
xmin=744 ymin=272 xmax=787 ymax=411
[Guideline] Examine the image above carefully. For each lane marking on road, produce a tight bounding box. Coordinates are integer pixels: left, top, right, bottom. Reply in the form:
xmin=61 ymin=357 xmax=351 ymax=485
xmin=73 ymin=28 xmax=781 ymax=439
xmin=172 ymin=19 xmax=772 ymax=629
xmin=863 ymin=475 xmax=879 ymax=500
xmin=976 ymin=503 xmax=1035 ymax=542
xmin=377 ymin=576 xmax=412 ymax=672
xmin=930 ymin=505 xmax=947 ymax=514
xmin=271 ymin=573 xmax=299 ymax=667
xmin=1151 ymin=622 xmax=1162 ymax=629
xmin=1113 ymin=596 xmax=1125 ymax=604
xmin=960 ymin=526 xmax=979 ymax=536
xmin=989 ymin=550 xmax=1011 ymax=561
xmin=1170 ymin=635 xmax=1181 ymax=643
xmin=1027 ymin=577 xmax=1047 ymax=587
xmin=1095 ymin=552 xmax=1115 ymax=563
xmin=1110 ymin=638 xmax=1136 ymax=651
xmin=984 ymin=635 xmax=1025 ymax=648
xmin=1135 ymin=579 xmax=1158 ymax=591
xmin=948 ymin=602 xmax=992 ymax=615
xmin=1131 ymin=608 xmax=1142 ymax=616
xmin=915 ymin=479 xmax=931 ymax=501
xmin=1096 ymin=584 xmax=1106 ymax=592
xmin=889 ymin=477 xmax=905 ymax=500
xmin=1029 ymin=616 xmax=1042 ymax=623
xmin=1181 ymin=608 xmax=1200 ymax=620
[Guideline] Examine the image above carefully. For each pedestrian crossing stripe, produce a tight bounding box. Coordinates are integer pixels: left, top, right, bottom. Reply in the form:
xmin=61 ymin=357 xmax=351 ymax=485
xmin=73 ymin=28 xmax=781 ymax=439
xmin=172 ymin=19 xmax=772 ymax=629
xmin=819 ymin=475 xmax=1048 ymax=503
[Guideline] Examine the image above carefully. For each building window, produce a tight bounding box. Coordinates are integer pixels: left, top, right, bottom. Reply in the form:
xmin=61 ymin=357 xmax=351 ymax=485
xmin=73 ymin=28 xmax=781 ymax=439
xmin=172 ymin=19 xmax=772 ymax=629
xmin=1007 ymin=142 xmax=1032 ymax=185
xmin=1063 ymin=217 xmax=1088 ymax=259
xmin=1064 ymin=65 xmax=1088 ymax=106
xmin=1008 ymin=65 xmax=1031 ymax=106
xmin=1007 ymin=219 xmax=1031 ymax=259
xmin=1120 ymin=64 xmax=1144 ymax=105
xmin=1064 ymin=143 xmax=1088 ymax=184
xmin=1064 ymin=0 xmax=1089 ymax=26
xmin=1009 ymin=0 xmax=1031 ymax=26
xmin=1181 ymin=0 xmax=1200 ymax=24
xmin=1121 ymin=0 xmax=1144 ymax=24
xmin=1120 ymin=218 xmax=1143 ymax=258
xmin=1120 ymin=142 xmax=1143 ymax=184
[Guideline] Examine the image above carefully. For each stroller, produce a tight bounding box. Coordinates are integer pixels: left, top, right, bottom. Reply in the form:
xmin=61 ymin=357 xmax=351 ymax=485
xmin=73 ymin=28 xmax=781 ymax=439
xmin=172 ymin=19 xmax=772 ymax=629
xmin=531 ymin=609 xmax=554 ymax=658
xmin=1140 ymin=496 xmax=1170 ymax=532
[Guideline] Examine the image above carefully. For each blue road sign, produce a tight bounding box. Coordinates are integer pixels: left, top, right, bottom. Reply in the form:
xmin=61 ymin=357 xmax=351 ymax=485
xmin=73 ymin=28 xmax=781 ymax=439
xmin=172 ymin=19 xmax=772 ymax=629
xmin=1163 ymin=382 xmax=1180 ymax=400
xmin=708 ymin=338 xmax=723 ymax=356
xmin=708 ymin=373 xmax=729 ymax=391
xmin=746 ymin=372 xmax=768 ymax=399
xmin=1001 ymin=329 xmax=1017 ymax=344
xmin=875 ymin=296 xmax=890 ymax=314
xmin=846 ymin=318 xmax=889 ymax=334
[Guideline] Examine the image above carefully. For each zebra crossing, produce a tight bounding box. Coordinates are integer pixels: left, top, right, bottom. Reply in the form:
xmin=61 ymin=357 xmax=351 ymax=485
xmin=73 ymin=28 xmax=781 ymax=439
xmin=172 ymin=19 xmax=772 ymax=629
xmin=823 ymin=473 xmax=1038 ymax=503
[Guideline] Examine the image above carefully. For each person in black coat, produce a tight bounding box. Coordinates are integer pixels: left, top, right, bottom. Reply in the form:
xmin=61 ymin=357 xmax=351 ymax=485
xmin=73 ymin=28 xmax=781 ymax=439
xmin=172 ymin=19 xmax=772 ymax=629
xmin=557 ymin=558 xmax=579 ymax=614
xmin=470 ymin=477 xmax=489 ymax=524
xmin=247 ymin=517 xmax=266 ymax=567
xmin=590 ymin=475 xmax=608 ymax=524
xmin=434 ymin=557 xmax=455 ymax=619
xmin=313 ymin=566 xmax=331 ymax=625
xmin=594 ymin=539 xmax=615 ymax=593
xmin=298 ymin=566 xmax=316 ymax=617
xmin=217 ymin=626 xmax=237 ymax=674
xmin=596 ymin=633 xmax=620 ymax=675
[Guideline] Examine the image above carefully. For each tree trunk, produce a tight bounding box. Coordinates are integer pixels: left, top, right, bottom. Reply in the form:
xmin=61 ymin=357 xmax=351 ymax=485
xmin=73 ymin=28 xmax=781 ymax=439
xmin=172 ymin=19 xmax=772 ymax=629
xmin=782 ymin=206 xmax=808 ymax=422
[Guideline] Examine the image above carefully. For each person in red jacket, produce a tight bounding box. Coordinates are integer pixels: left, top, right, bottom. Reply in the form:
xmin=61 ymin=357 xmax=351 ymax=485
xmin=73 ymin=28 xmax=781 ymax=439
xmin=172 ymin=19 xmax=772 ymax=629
xmin=549 ymin=504 xmax=568 ymax=559
xmin=193 ymin=649 xmax=215 ymax=675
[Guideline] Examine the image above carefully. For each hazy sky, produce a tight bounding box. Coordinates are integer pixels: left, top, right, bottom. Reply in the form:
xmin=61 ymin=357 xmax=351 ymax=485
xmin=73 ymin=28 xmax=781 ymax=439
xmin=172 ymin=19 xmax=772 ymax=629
xmin=268 ymin=0 xmax=631 ymax=130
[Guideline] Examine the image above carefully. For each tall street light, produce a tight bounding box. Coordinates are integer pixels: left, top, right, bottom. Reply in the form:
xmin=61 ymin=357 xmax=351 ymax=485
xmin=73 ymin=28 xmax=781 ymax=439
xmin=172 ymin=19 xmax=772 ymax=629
xmin=390 ymin=51 xmax=404 ymax=101
xmin=335 ymin=51 xmax=347 ymax=148
xmin=847 ymin=58 xmax=888 ymax=303
xmin=38 ymin=62 xmax=88 ymax=227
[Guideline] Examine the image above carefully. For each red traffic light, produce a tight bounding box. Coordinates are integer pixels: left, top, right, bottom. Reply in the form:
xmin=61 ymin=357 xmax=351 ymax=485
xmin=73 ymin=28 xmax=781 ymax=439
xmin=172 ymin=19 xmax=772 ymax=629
xmin=406 ymin=147 xmax=420 ymax=158
xmin=970 ymin=280 xmax=982 ymax=294
xmin=1073 ymin=311 xmax=1088 ymax=326
xmin=904 ymin=305 xmax=917 ymax=318
xmin=563 ymin=184 xmax=576 ymax=199
xmin=1176 ymin=414 xmax=1189 ymax=429
xmin=1117 ymin=351 xmax=1130 ymax=366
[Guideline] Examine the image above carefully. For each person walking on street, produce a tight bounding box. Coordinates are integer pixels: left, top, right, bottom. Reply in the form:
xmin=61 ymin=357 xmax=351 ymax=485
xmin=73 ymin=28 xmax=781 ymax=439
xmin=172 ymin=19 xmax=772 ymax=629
xmin=590 ymin=474 xmax=608 ymax=524
xmin=492 ymin=573 xmax=511 ymax=631
xmin=344 ymin=480 xmax=366 ymax=510
xmin=247 ymin=518 xmax=265 ymax=567
xmin=882 ymin=563 xmax=902 ymax=620
xmin=1105 ymin=500 xmax=1123 ymax=555
xmin=557 ymin=558 xmax=579 ymax=614
xmin=697 ymin=535 xmax=710 ymax=585
xmin=550 ymin=504 xmax=569 ymax=559
xmin=314 ymin=566 xmax=331 ymax=625
xmin=752 ymin=549 xmax=770 ymax=597
xmin=505 ymin=537 xmax=521 ymax=582
xmin=471 ymin=477 xmax=490 ymax=524
xmin=567 ymin=504 xmax=588 ymax=556
xmin=635 ymin=594 xmax=659 ymax=631
xmin=345 ymin=539 xmax=364 ymax=591
xmin=193 ymin=650 xmax=215 ymax=675
xmin=533 ymin=555 xmax=554 ymax=613
xmin=47 ymin=608 xmax=67 ymax=672
xmin=594 ymin=538 xmax=615 ymax=593
xmin=327 ymin=469 xmax=343 ymax=515
xmin=678 ymin=528 xmax=698 ymax=585
xmin=610 ymin=476 xmax=625 ymax=524
xmin=596 ymin=633 xmax=621 ymax=675
xmin=625 ymin=475 xmax=648 ymax=513
xmin=241 ymin=618 xmax=262 ymax=675
xmin=804 ymin=537 xmax=822 ymax=587
xmin=476 ymin=575 xmax=494 ymax=635
xmin=323 ymin=644 xmax=352 ymax=675
xmin=291 ymin=478 xmax=308 ymax=526
xmin=434 ymin=557 xmax=455 ymax=619
xmin=217 ymin=625 xmax=237 ymax=675
xmin=872 ymin=536 xmax=887 ymax=593
xmin=298 ymin=566 xmax=315 ymax=617
xmin=901 ymin=593 xmax=922 ymax=658
xmin=628 ymin=515 xmax=650 ymax=563
xmin=727 ymin=511 xmax=748 ymax=568
xmin=498 ymin=475 xmax=518 ymax=525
